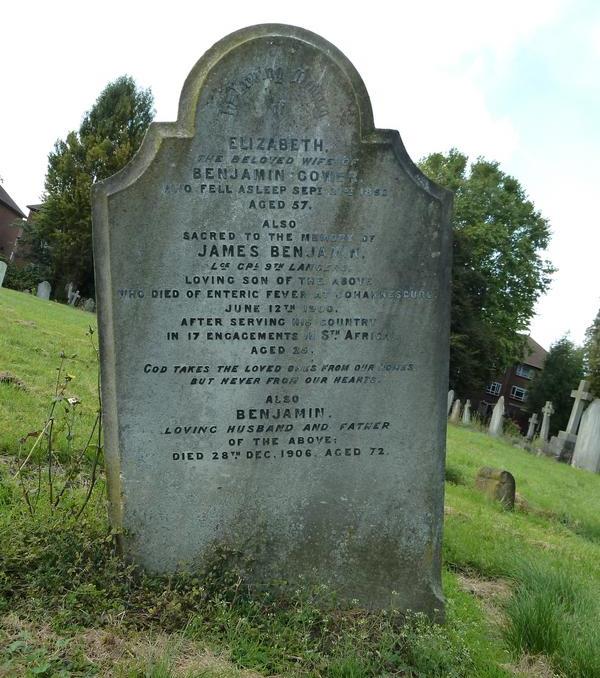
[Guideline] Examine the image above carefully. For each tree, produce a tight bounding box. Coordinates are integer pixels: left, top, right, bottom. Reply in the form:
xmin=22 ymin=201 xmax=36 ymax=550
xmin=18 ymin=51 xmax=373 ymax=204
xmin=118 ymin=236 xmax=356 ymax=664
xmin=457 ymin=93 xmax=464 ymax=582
xmin=527 ymin=337 xmax=584 ymax=436
xmin=583 ymin=307 xmax=600 ymax=396
xmin=418 ymin=150 xmax=554 ymax=395
xmin=26 ymin=76 xmax=154 ymax=297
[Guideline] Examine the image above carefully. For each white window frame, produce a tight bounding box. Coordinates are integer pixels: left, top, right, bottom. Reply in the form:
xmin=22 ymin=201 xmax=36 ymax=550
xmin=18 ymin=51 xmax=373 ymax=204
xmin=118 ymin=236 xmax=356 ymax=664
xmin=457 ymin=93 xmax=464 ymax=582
xmin=510 ymin=385 xmax=528 ymax=401
xmin=515 ymin=364 xmax=534 ymax=380
xmin=486 ymin=382 xmax=502 ymax=396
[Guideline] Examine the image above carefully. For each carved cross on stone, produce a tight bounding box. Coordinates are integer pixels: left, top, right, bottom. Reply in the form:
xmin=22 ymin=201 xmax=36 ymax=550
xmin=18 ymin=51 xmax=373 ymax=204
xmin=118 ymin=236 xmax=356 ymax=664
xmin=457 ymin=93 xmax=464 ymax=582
xmin=540 ymin=401 xmax=554 ymax=442
xmin=565 ymin=380 xmax=593 ymax=436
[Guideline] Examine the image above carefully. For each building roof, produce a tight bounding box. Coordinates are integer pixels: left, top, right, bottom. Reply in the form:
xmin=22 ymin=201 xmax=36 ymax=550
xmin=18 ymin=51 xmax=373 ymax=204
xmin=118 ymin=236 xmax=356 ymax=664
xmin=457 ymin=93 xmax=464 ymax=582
xmin=27 ymin=204 xmax=43 ymax=213
xmin=523 ymin=336 xmax=547 ymax=370
xmin=0 ymin=185 xmax=26 ymax=219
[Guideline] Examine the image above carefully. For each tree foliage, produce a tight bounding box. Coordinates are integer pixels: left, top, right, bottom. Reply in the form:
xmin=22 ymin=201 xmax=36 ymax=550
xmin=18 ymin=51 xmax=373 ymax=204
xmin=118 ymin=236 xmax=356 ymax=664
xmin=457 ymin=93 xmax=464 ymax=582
xmin=583 ymin=307 xmax=600 ymax=397
xmin=419 ymin=150 xmax=554 ymax=395
xmin=527 ymin=337 xmax=584 ymax=436
xmin=26 ymin=76 xmax=154 ymax=297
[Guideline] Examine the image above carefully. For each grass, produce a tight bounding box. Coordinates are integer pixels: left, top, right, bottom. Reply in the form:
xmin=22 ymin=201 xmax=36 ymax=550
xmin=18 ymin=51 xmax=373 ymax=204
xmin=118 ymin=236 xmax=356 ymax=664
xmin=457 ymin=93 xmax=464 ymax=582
xmin=2 ymin=287 xmax=600 ymax=676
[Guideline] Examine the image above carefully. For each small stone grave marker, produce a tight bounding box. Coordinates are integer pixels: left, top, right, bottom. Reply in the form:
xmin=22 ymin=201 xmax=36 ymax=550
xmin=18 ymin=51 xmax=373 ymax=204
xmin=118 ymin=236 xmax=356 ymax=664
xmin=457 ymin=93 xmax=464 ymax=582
xmin=0 ymin=261 xmax=6 ymax=287
xmin=92 ymin=24 xmax=452 ymax=616
xmin=475 ymin=467 xmax=515 ymax=509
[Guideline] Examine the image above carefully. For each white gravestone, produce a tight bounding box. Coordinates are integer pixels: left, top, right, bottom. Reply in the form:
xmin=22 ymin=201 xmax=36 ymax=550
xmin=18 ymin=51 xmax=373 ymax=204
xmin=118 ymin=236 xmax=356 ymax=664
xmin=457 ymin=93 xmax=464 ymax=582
xmin=461 ymin=399 xmax=471 ymax=425
xmin=571 ymin=399 xmax=600 ymax=473
xmin=526 ymin=412 xmax=538 ymax=441
xmin=488 ymin=397 xmax=505 ymax=437
xmin=0 ymin=261 xmax=7 ymax=287
xmin=550 ymin=380 xmax=593 ymax=461
xmin=37 ymin=281 xmax=51 ymax=300
xmin=540 ymin=401 xmax=554 ymax=443
xmin=449 ymin=399 xmax=461 ymax=424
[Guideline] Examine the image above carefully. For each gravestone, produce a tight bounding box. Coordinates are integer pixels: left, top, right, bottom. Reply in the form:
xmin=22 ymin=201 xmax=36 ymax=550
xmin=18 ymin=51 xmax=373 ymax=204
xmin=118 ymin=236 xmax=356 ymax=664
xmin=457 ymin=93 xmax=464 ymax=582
xmin=475 ymin=467 xmax=515 ymax=509
xmin=571 ymin=399 xmax=600 ymax=473
xmin=0 ymin=261 xmax=6 ymax=287
xmin=449 ymin=399 xmax=462 ymax=424
xmin=526 ymin=412 xmax=538 ymax=441
xmin=550 ymin=380 xmax=593 ymax=462
xmin=488 ymin=396 xmax=505 ymax=437
xmin=83 ymin=298 xmax=96 ymax=313
xmin=66 ymin=282 xmax=81 ymax=306
xmin=37 ymin=281 xmax=51 ymax=300
xmin=447 ymin=389 xmax=455 ymax=416
xmin=92 ymin=24 xmax=452 ymax=616
xmin=461 ymin=399 xmax=471 ymax=425
xmin=539 ymin=400 xmax=554 ymax=443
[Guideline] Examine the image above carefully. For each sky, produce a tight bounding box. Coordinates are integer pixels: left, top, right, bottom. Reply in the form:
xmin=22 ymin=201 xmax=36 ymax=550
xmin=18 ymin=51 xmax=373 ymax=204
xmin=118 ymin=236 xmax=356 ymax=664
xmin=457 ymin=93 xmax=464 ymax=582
xmin=1 ymin=0 xmax=598 ymax=350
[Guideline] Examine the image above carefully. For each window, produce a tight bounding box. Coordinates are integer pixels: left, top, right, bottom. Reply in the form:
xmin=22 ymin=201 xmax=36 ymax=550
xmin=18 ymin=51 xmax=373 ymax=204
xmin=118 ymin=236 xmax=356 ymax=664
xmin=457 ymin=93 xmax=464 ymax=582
xmin=510 ymin=385 xmax=528 ymax=401
xmin=486 ymin=382 xmax=502 ymax=396
xmin=515 ymin=364 xmax=535 ymax=380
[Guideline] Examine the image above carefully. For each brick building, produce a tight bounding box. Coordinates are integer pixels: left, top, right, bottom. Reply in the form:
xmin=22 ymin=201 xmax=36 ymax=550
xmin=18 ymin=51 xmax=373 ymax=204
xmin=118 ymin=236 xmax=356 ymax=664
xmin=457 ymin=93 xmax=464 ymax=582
xmin=0 ymin=185 xmax=26 ymax=261
xmin=475 ymin=336 xmax=548 ymax=431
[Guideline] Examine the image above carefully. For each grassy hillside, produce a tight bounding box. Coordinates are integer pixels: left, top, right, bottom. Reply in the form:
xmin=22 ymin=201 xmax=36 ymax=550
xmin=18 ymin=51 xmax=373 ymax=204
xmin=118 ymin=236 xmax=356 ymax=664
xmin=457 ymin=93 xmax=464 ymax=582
xmin=2 ymin=288 xmax=600 ymax=677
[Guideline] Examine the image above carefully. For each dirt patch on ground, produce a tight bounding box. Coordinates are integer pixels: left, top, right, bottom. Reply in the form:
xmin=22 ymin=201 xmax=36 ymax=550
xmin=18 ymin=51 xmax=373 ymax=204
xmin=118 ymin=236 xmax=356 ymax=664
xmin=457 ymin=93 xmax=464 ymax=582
xmin=506 ymin=653 xmax=561 ymax=677
xmin=14 ymin=319 xmax=36 ymax=328
xmin=457 ymin=572 xmax=512 ymax=628
xmin=1 ymin=614 xmax=264 ymax=677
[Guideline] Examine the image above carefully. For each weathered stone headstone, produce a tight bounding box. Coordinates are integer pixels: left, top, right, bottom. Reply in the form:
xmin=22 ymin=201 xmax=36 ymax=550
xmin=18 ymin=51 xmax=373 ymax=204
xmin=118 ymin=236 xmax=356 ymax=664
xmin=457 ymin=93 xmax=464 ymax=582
xmin=447 ymin=389 xmax=455 ymax=416
xmin=475 ymin=467 xmax=515 ymax=509
xmin=526 ymin=412 xmax=538 ymax=441
xmin=550 ymin=380 xmax=593 ymax=462
xmin=461 ymin=399 xmax=471 ymax=425
xmin=488 ymin=396 xmax=505 ymax=437
xmin=37 ymin=281 xmax=51 ymax=300
xmin=0 ymin=261 xmax=6 ymax=287
xmin=82 ymin=298 xmax=96 ymax=313
xmin=539 ymin=400 xmax=554 ymax=443
xmin=449 ymin=398 xmax=462 ymax=424
xmin=92 ymin=25 xmax=452 ymax=616
xmin=571 ymin=399 xmax=600 ymax=473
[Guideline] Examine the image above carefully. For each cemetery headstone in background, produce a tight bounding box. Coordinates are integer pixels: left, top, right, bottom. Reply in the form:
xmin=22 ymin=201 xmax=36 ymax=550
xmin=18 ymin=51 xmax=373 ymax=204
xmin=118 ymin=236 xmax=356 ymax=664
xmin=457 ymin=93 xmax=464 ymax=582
xmin=489 ymin=396 xmax=505 ymax=437
xmin=83 ymin=298 xmax=96 ymax=313
xmin=461 ymin=399 xmax=471 ymax=425
xmin=0 ymin=261 xmax=6 ymax=287
xmin=550 ymin=380 xmax=593 ymax=462
xmin=540 ymin=400 xmax=554 ymax=444
xmin=36 ymin=281 xmax=51 ymax=300
xmin=449 ymin=398 xmax=462 ymax=424
xmin=571 ymin=399 xmax=600 ymax=473
xmin=447 ymin=389 xmax=455 ymax=416
xmin=92 ymin=24 xmax=452 ymax=616
xmin=526 ymin=412 xmax=538 ymax=441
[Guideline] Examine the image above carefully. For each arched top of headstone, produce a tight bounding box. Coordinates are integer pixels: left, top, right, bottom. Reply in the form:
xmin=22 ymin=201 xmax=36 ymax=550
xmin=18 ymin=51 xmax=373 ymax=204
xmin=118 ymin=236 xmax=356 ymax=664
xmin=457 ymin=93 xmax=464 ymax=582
xmin=94 ymin=24 xmax=450 ymax=207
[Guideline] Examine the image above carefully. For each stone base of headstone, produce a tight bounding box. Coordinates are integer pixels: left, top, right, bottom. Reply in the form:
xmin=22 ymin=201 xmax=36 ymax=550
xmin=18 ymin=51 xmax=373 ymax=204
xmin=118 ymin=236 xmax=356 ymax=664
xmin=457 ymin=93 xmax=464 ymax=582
xmin=549 ymin=431 xmax=577 ymax=463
